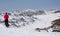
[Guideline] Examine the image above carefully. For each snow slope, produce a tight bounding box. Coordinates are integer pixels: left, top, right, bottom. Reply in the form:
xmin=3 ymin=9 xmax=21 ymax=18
xmin=0 ymin=9 xmax=60 ymax=36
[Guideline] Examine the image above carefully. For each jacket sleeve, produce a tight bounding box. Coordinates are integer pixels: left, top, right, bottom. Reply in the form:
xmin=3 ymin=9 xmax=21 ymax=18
xmin=8 ymin=15 xmax=9 ymax=18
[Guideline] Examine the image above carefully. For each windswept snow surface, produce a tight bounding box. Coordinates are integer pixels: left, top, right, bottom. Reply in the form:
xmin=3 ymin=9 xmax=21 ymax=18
xmin=0 ymin=11 xmax=60 ymax=36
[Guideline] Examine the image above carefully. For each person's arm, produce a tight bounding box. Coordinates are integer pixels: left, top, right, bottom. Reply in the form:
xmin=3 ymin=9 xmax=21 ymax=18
xmin=8 ymin=15 xmax=9 ymax=18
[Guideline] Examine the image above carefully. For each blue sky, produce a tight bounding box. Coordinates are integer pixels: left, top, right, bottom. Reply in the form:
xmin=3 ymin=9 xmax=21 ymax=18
xmin=0 ymin=0 xmax=60 ymax=12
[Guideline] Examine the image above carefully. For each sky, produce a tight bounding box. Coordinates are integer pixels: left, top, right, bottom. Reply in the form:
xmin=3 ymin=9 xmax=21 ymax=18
xmin=0 ymin=0 xmax=60 ymax=12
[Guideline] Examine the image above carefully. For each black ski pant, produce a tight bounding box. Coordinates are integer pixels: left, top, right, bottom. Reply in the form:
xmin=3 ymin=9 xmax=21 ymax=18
xmin=5 ymin=20 xmax=9 ymax=27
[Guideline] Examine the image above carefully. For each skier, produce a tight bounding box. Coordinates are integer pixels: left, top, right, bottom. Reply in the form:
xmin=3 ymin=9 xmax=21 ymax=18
xmin=4 ymin=12 xmax=9 ymax=27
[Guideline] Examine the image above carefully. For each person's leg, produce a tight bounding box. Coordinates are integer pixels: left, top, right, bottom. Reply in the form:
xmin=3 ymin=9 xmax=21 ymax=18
xmin=6 ymin=20 xmax=9 ymax=27
xmin=5 ymin=20 xmax=7 ymax=27
xmin=5 ymin=20 xmax=9 ymax=27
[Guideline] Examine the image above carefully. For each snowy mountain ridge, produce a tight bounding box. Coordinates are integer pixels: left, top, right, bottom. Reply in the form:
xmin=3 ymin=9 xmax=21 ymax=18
xmin=0 ymin=9 xmax=60 ymax=28
xmin=0 ymin=9 xmax=60 ymax=36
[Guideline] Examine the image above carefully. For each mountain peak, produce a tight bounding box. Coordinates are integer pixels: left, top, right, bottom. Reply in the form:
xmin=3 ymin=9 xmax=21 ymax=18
xmin=25 ymin=9 xmax=36 ymax=12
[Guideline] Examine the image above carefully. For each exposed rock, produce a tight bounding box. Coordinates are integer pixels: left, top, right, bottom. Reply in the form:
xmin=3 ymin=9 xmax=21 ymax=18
xmin=35 ymin=28 xmax=49 ymax=32
xmin=51 ymin=19 xmax=60 ymax=32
